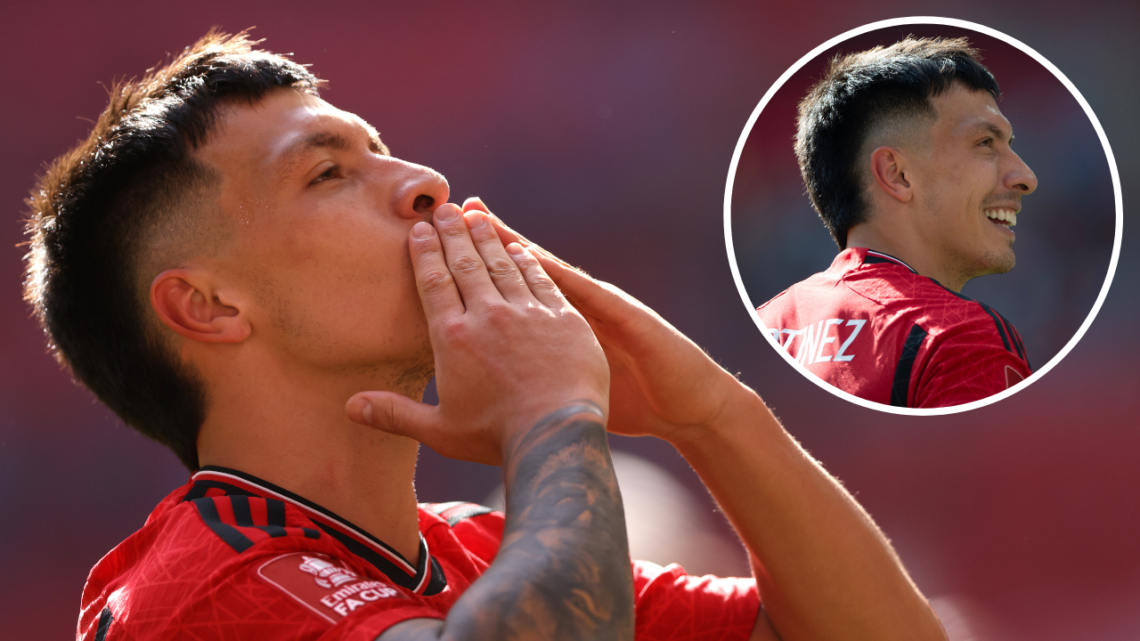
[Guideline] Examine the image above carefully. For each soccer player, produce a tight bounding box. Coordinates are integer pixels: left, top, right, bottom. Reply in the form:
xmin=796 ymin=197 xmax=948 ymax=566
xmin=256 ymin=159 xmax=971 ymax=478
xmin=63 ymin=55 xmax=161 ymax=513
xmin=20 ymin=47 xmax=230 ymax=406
xmin=757 ymin=37 xmax=1036 ymax=409
xmin=25 ymin=32 xmax=947 ymax=641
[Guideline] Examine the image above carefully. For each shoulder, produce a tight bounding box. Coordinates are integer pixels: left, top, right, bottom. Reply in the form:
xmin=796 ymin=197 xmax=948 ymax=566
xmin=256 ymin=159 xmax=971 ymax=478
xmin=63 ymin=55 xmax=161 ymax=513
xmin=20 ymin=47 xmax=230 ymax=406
xmin=918 ymin=289 xmax=1030 ymax=368
xmin=81 ymin=492 xmax=457 ymax=641
xmin=630 ymin=560 xmax=759 ymax=641
xmin=762 ymin=250 xmax=921 ymax=320
xmin=420 ymin=502 xmax=503 ymax=566
xmin=904 ymin=292 xmax=1032 ymax=408
xmin=855 ymin=271 xmax=1027 ymax=358
xmin=79 ymin=491 xmax=344 ymax=640
xmin=84 ymin=489 xmax=335 ymax=599
xmin=757 ymin=270 xmax=842 ymax=324
xmin=759 ymin=249 xmax=860 ymax=314
xmin=183 ymin=491 xmax=326 ymax=553
xmin=843 ymin=262 xmax=950 ymax=309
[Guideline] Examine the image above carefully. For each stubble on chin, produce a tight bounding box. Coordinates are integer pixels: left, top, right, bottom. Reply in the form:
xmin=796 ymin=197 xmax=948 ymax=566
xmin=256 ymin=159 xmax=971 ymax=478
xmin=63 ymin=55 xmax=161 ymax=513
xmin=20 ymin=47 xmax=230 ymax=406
xmin=957 ymin=242 xmax=1016 ymax=288
xmin=391 ymin=341 xmax=435 ymax=401
xmin=988 ymin=236 xmax=1017 ymax=275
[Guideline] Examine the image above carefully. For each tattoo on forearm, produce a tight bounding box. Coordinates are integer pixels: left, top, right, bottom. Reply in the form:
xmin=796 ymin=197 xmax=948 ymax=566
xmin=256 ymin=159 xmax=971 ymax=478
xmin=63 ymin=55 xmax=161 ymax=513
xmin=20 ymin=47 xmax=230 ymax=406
xmin=389 ymin=403 xmax=634 ymax=641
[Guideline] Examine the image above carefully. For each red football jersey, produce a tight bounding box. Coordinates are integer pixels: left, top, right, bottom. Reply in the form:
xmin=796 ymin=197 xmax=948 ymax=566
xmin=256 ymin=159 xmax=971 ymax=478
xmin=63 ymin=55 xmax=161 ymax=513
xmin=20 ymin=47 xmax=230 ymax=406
xmin=78 ymin=466 xmax=758 ymax=640
xmin=757 ymin=248 xmax=1032 ymax=408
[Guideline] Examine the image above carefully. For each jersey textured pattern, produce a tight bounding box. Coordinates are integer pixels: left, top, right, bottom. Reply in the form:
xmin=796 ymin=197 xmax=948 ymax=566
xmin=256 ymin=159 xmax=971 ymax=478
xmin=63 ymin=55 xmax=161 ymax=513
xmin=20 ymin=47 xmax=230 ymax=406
xmin=757 ymin=248 xmax=1031 ymax=408
xmin=77 ymin=466 xmax=758 ymax=640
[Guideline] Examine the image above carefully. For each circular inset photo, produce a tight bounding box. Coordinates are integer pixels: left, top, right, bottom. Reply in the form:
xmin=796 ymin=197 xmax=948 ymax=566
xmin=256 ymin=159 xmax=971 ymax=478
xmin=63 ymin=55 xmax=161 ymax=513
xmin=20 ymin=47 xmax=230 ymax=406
xmin=725 ymin=17 xmax=1121 ymax=415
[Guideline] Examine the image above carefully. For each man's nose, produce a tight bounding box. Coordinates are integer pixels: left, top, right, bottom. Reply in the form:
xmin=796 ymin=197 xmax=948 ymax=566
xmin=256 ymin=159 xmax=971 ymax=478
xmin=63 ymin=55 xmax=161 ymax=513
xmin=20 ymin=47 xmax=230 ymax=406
xmin=391 ymin=160 xmax=450 ymax=220
xmin=1005 ymin=150 xmax=1038 ymax=196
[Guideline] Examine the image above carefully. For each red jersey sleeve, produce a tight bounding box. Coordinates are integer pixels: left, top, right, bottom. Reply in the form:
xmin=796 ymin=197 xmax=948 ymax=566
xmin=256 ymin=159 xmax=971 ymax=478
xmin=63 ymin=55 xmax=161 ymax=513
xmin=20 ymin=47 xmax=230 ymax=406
xmin=631 ymin=560 xmax=759 ymax=641
xmin=911 ymin=316 xmax=1032 ymax=408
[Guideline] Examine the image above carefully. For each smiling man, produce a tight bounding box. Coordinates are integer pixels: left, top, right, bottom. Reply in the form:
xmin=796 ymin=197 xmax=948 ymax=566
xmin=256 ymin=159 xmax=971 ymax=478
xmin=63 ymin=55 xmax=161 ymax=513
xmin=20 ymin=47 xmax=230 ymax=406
xmin=26 ymin=32 xmax=947 ymax=641
xmin=758 ymin=37 xmax=1037 ymax=409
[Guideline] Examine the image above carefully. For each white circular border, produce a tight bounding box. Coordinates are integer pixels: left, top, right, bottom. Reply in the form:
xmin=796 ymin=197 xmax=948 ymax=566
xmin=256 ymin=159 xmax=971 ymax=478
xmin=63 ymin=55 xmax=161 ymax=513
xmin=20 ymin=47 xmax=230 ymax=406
xmin=723 ymin=16 xmax=1124 ymax=416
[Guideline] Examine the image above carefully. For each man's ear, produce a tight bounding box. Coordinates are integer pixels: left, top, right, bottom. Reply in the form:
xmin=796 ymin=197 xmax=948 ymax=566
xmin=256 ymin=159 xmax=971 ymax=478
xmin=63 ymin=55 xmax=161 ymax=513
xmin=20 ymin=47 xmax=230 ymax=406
xmin=869 ymin=146 xmax=913 ymax=203
xmin=150 ymin=268 xmax=250 ymax=344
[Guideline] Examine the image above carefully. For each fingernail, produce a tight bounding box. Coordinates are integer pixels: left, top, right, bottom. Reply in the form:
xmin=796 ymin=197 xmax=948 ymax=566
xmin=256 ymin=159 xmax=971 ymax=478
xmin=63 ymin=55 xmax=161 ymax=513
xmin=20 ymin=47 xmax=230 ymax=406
xmin=435 ymin=204 xmax=459 ymax=221
xmin=347 ymin=397 xmax=374 ymax=424
xmin=506 ymin=242 xmax=525 ymax=255
xmin=412 ymin=222 xmax=435 ymax=238
xmin=464 ymin=211 xmax=486 ymax=228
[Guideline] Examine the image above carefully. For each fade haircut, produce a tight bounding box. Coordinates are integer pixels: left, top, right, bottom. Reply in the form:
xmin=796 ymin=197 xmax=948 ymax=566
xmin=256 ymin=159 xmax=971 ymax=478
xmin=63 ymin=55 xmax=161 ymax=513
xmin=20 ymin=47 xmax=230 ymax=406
xmin=23 ymin=30 xmax=323 ymax=470
xmin=795 ymin=36 xmax=1001 ymax=248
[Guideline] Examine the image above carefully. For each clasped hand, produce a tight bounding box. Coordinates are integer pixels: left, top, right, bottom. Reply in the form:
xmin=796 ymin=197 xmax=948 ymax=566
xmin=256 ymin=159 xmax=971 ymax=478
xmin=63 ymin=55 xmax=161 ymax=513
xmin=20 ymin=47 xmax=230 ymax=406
xmin=345 ymin=203 xmax=609 ymax=465
xmin=462 ymin=198 xmax=748 ymax=446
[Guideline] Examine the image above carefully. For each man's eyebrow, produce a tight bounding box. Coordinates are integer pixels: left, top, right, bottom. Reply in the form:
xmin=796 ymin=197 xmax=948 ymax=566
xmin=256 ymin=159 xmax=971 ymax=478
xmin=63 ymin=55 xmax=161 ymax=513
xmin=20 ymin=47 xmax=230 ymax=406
xmin=966 ymin=119 xmax=1014 ymax=143
xmin=360 ymin=122 xmax=388 ymax=154
xmin=277 ymin=130 xmax=355 ymax=178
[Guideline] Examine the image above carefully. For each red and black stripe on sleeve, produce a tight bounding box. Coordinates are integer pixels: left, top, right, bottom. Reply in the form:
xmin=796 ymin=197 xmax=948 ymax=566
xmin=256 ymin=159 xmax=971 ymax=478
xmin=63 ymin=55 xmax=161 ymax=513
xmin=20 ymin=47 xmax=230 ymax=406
xmin=183 ymin=481 xmax=321 ymax=553
xmin=890 ymin=324 xmax=930 ymax=407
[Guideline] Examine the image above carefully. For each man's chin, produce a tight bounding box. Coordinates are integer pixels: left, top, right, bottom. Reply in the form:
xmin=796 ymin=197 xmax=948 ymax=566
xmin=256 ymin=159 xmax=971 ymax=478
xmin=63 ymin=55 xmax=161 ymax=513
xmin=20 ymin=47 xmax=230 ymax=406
xmin=995 ymin=247 xmax=1016 ymax=274
xmin=391 ymin=342 xmax=435 ymax=400
xmin=990 ymin=258 xmax=1015 ymax=275
xmin=973 ymin=251 xmax=1016 ymax=280
xmin=960 ymin=249 xmax=1015 ymax=286
xmin=391 ymin=360 xmax=435 ymax=401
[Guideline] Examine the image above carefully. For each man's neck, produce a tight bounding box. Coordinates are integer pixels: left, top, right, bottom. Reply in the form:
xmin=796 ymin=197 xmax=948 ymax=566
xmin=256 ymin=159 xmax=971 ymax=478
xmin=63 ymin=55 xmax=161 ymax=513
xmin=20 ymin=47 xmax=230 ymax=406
xmin=195 ymin=346 xmax=427 ymax=565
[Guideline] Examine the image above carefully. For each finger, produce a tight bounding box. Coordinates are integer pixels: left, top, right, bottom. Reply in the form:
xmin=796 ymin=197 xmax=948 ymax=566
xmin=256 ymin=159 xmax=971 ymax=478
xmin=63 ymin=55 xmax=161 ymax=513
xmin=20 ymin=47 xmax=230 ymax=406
xmin=484 ymin=215 xmax=580 ymax=273
xmin=461 ymin=200 xmax=568 ymax=272
xmin=345 ymin=392 xmax=441 ymax=440
xmin=465 ymin=204 xmax=602 ymax=308
xmin=464 ymin=211 xmax=534 ymax=303
xmin=409 ymin=221 xmax=466 ymax=319
xmin=461 ymin=198 xmax=530 ymax=249
xmin=461 ymin=196 xmax=489 ymax=213
xmin=532 ymin=250 xmax=639 ymax=321
xmin=432 ymin=203 xmax=500 ymax=306
xmin=505 ymin=243 xmax=567 ymax=308
xmin=531 ymin=250 xmax=597 ymax=298
xmin=346 ymin=393 xmax=503 ymax=466
xmin=485 ymin=212 xmax=533 ymax=250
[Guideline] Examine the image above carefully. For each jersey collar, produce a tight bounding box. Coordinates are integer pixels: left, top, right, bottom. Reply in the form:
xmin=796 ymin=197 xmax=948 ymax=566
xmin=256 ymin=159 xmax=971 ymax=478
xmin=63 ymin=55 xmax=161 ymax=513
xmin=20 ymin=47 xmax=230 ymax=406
xmin=858 ymin=248 xmax=917 ymax=273
xmin=187 ymin=466 xmax=446 ymax=596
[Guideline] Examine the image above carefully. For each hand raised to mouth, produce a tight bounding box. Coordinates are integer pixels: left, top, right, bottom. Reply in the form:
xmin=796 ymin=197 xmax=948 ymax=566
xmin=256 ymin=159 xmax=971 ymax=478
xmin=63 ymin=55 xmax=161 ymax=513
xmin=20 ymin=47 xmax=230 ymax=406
xmin=345 ymin=201 xmax=634 ymax=641
xmin=458 ymin=196 xmax=949 ymax=641
xmin=345 ymin=202 xmax=610 ymax=466
xmin=458 ymin=196 xmax=740 ymax=446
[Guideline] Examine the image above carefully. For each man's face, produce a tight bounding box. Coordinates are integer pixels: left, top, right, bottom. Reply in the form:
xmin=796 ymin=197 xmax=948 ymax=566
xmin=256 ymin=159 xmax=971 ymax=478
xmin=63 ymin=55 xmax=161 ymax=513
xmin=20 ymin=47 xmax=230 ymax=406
xmin=196 ymin=89 xmax=449 ymax=384
xmin=908 ymin=83 xmax=1037 ymax=285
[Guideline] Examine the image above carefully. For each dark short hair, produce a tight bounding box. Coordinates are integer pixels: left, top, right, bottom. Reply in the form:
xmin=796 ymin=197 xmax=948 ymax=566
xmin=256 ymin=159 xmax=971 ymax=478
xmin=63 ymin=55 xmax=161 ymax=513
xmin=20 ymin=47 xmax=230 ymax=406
xmin=795 ymin=36 xmax=1001 ymax=248
xmin=23 ymin=30 xmax=323 ymax=470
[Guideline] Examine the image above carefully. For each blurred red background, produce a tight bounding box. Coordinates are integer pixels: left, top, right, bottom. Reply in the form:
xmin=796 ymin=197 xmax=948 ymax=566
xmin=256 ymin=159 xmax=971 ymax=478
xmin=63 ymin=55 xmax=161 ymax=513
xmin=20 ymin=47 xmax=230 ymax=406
xmin=1 ymin=2 xmax=1136 ymax=640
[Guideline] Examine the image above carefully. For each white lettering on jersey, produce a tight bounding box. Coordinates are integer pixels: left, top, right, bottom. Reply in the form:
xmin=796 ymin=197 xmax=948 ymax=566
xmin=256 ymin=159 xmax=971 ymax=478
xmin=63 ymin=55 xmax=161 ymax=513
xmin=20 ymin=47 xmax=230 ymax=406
xmin=833 ymin=319 xmax=865 ymax=362
xmin=814 ymin=319 xmax=844 ymax=363
xmin=773 ymin=318 xmax=866 ymax=364
xmin=796 ymin=323 xmax=816 ymax=366
xmin=258 ymin=552 xmax=403 ymax=625
xmin=780 ymin=328 xmax=802 ymax=354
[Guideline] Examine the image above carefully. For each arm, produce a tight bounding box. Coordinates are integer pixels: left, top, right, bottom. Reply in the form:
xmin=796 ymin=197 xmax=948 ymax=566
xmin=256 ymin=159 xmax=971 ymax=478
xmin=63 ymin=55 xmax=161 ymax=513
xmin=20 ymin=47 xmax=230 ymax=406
xmin=469 ymin=199 xmax=947 ymax=641
xmin=347 ymin=205 xmax=633 ymax=640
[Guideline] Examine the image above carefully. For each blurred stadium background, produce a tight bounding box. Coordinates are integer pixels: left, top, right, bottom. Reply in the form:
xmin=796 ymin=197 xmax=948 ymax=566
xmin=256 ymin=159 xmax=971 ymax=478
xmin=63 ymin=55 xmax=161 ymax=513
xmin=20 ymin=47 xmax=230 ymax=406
xmin=1 ymin=2 xmax=1135 ymax=639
